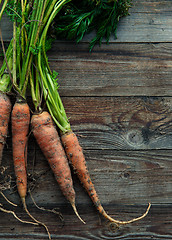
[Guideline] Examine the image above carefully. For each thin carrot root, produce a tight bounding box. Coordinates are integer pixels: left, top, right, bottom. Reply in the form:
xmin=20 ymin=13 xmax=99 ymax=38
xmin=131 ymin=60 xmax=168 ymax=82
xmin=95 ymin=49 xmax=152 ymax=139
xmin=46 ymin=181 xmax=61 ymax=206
xmin=103 ymin=203 xmax=151 ymax=227
xmin=70 ymin=201 xmax=86 ymax=224
xmin=29 ymin=189 xmax=64 ymax=223
xmin=31 ymin=111 xmax=85 ymax=224
xmin=0 ymin=191 xmax=17 ymax=207
xmin=0 ymin=205 xmax=38 ymax=225
xmin=61 ymin=131 xmax=151 ymax=226
xmin=21 ymin=197 xmax=51 ymax=240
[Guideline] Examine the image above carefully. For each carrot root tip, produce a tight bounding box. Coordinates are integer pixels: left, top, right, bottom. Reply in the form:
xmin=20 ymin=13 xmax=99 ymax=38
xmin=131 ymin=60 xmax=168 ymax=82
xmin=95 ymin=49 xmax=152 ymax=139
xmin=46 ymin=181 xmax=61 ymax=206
xmin=110 ymin=202 xmax=151 ymax=226
xmin=71 ymin=202 xmax=86 ymax=224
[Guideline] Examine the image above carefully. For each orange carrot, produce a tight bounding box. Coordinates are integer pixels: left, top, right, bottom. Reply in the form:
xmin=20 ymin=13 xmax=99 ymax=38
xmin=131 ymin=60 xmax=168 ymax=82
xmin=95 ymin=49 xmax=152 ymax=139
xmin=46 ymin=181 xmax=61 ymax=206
xmin=11 ymin=99 xmax=30 ymax=200
xmin=12 ymin=100 xmax=52 ymax=238
xmin=0 ymin=92 xmax=11 ymax=164
xmin=61 ymin=130 xmax=151 ymax=226
xmin=31 ymin=111 xmax=85 ymax=224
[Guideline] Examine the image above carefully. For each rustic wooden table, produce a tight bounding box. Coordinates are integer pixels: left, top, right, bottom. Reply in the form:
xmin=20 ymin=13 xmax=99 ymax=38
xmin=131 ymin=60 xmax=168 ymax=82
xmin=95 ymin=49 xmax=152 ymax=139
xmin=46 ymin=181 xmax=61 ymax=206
xmin=0 ymin=0 xmax=172 ymax=239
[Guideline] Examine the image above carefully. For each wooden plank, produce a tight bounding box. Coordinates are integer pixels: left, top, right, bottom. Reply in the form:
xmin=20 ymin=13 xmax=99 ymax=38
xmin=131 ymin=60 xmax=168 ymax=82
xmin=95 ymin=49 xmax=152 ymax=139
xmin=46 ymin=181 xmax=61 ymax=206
xmin=1 ymin=42 xmax=172 ymax=97
xmin=60 ymin=96 xmax=172 ymax=150
xmin=2 ymin=145 xmax=172 ymax=205
xmin=85 ymin=12 xmax=172 ymax=43
xmin=0 ymin=204 xmax=171 ymax=239
xmin=1 ymin=96 xmax=171 ymax=151
xmin=1 ymin=0 xmax=172 ymax=42
xmin=129 ymin=0 xmax=172 ymax=13
xmin=25 ymin=148 xmax=172 ymax=205
xmin=46 ymin=42 xmax=172 ymax=97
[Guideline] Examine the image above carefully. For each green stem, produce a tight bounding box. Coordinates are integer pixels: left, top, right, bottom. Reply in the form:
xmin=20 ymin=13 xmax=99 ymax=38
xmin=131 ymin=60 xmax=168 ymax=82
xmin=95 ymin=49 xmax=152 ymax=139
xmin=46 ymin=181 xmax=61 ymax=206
xmin=11 ymin=0 xmax=23 ymax=97
xmin=0 ymin=40 xmax=13 ymax=76
xmin=0 ymin=0 xmax=8 ymax=21
xmin=40 ymin=0 xmax=71 ymax=74
xmin=13 ymin=0 xmax=17 ymax=87
xmin=37 ymin=49 xmax=70 ymax=131
xmin=21 ymin=0 xmax=48 ymax=95
xmin=42 ymin=0 xmax=60 ymax=28
xmin=30 ymin=68 xmax=40 ymax=111
xmin=35 ymin=0 xmax=71 ymax=132
xmin=20 ymin=0 xmax=27 ymax=59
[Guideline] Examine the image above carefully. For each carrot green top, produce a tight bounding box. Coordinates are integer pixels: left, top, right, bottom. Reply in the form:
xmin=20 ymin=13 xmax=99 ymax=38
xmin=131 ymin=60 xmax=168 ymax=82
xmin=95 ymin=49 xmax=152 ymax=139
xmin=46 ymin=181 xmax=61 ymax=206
xmin=1 ymin=0 xmax=131 ymax=132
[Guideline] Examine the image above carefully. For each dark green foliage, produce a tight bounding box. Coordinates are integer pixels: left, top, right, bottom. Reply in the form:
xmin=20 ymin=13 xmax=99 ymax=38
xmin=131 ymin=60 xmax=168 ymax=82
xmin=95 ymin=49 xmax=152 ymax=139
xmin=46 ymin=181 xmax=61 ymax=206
xmin=54 ymin=0 xmax=132 ymax=50
xmin=29 ymin=44 xmax=42 ymax=55
xmin=45 ymin=37 xmax=54 ymax=52
xmin=5 ymin=0 xmax=22 ymax=23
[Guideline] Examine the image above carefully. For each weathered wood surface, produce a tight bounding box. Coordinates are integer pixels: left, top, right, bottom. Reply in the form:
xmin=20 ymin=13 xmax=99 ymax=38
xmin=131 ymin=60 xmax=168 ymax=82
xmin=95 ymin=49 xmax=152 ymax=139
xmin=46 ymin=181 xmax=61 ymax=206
xmin=62 ymin=97 xmax=172 ymax=150
xmin=0 ymin=0 xmax=172 ymax=239
xmin=48 ymin=42 xmax=172 ymax=96
xmin=0 ymin=203 xmax=171 ymax=240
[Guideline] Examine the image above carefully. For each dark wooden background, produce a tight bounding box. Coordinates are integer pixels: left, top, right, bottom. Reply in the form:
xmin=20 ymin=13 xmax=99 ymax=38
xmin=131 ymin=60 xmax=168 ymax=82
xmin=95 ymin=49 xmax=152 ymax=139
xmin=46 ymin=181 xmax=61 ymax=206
xmin=0 ymin=0 xmax=172 ymax=239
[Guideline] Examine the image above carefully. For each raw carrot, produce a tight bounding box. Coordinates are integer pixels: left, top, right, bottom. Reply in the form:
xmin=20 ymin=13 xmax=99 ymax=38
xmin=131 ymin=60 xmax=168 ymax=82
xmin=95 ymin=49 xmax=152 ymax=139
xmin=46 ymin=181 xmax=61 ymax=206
xmin=12 ymin=99 xmax=52 ymax=239
xmin=0 ymin=93 xmax=11 ymax=164
xmin=31 ymin=111 xmax=85 ymax=224
xmin=11 ymin=99 xmax=30 ymax=200
xmin=61 ymin=130 xmax=151 ymax=226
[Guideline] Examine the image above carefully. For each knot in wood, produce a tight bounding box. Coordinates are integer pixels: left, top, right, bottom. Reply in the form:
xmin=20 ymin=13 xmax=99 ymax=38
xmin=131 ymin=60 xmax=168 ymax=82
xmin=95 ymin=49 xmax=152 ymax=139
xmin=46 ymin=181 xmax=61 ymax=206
xmin=126 ymin=129 xmax=144 ymax=148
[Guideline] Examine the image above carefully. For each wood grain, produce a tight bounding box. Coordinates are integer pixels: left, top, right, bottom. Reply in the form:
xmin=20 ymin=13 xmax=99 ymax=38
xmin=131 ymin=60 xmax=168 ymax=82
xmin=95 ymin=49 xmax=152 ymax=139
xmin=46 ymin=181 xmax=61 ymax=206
xmin=46 ymin=42 xmax=172 ymax=97
xmin=2 ymin=145 xmax=172 ymax=205
xmin=60 ymin=96 xmax=172 ymax=150
xmin=0 ymin=204 xmax=171 ymax=239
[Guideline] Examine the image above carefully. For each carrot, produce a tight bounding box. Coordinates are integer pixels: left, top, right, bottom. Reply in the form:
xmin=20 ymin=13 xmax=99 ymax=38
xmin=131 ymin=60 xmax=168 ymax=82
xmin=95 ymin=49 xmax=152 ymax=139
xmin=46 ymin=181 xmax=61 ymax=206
xmin=31 ymin=111 xmax=85 ymax=224
xmin=0 ymin=93 xmax=11 ymax=165
xmin=12 ymin=99 xmax=52 ymax=239
xmin=61 ymin=130 xmax=151 ymax=226
xmin=11 ymin=99 xmax=30 ymax=200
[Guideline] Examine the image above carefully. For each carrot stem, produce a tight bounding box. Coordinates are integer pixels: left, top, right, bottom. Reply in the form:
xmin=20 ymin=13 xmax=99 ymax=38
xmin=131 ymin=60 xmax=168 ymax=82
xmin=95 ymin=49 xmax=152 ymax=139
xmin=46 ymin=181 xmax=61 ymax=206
xmin=13 ymin=0 xmax=17 ymax=89
xmin=0 ymin=0 xmax=8 ymax=21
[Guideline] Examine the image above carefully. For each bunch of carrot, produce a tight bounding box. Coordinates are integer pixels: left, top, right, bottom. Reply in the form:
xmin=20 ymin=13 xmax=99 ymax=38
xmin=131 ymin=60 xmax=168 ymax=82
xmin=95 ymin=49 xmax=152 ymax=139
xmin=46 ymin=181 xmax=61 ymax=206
xmin=0 ymin=0 xmax=151 ymax=239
